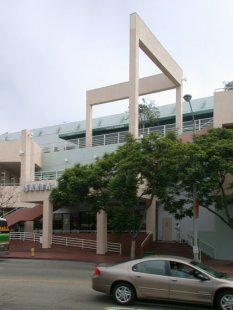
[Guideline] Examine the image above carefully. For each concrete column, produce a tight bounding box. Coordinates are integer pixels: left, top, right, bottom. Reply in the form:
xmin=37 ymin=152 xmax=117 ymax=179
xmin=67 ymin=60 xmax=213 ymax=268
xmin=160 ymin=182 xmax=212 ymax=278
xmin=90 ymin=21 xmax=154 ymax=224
xmin=42 ymin=200 xmax=53 ymax=248
xmin=96 ymin=210 xmax=107 ymax=254
xmin=129 ymin=13 xmax=139 ymax=138
xmin=146 ymin=197 xmax=157 ymax=241
xmin=20 ymin=130 xmax=34 ymax=184
xmin=176 ymin=85 xmax=183 ymax=134
xmin=86 ymin=99 xmax=93 ymax=147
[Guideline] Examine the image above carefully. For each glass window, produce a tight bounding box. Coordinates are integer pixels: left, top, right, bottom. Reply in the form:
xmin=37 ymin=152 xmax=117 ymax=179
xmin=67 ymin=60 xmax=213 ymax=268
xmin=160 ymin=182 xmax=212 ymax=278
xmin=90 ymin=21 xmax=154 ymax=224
xmin=133 ymin=260 xmax=166 ymax=276
xmin=71 ymin=214 xmax=79 ymax=230
xmin=191 ymin=261 xmax=221 ymax=278
xmin=79 ymin=211 xmax=96 ymax=231
xmin=33 ymin=219 xmax=42 ymax=231
xmin=169 ymin=261 xmax=196 ymax=279
xmin=53 ymin=213 xmax=63 ymax=230
xmin=63 ymin=214 xmax=70 ymax=231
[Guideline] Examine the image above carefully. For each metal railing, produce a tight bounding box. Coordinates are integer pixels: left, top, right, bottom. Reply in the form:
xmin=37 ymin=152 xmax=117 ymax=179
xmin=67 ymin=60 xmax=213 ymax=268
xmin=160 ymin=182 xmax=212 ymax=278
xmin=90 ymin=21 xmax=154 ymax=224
xmin=52 ymin=234 xmax=96 ymax=249
xmin=3 ymin=207 xmax=24 ymax=217
xmin=0 ymin=183 xmax=20 ymax=187
xmin=141 ymin=231 xmax=153 ymax=249
xmin=10 ymin=232 xmax=41 ymax=242
xmin=198 ymin=239 xmax=216 ymax=259
xmin=34 ymin=117 xmax=213 ymax=181
xmin=34 ymin=170 xmax=63 ymax=181
xmin=10 ymin=232 xmax=121 ymax=254
xmin=186 ymin=233 xmax=216 ymax=260
xmin=40 ymin=117 xmax=213 ymax=154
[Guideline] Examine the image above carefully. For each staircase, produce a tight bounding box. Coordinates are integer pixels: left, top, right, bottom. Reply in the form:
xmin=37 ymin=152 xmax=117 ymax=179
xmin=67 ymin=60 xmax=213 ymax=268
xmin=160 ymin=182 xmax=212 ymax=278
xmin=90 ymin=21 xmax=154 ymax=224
xmin=152 ymin=241 xmax=193 ymax=258
xmin=149 ymin=241 xmax=210 ymax=262
xmin=6 ymin=204 xmax=43 ymax=227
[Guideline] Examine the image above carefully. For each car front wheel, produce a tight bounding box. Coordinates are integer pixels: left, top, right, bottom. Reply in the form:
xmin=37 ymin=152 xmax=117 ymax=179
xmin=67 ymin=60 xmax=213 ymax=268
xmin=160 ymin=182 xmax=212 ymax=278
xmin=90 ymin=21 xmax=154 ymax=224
xmin=112 ymin=282 xmax=136 ymax=305
xmin=216 ymin=289 xmax=233 ymax=310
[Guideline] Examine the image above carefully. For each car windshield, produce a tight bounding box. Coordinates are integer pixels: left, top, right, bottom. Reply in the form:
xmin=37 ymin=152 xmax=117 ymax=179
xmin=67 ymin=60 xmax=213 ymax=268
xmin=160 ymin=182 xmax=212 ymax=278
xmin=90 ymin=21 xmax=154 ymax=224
xmin=191 ymin=261 xmax=230 ymax=278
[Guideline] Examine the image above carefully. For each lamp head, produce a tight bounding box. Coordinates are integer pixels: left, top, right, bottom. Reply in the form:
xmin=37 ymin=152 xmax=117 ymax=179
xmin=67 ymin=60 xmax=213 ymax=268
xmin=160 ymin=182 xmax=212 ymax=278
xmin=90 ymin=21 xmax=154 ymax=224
xmin=183 ymin=94 xmax=192 ymax=102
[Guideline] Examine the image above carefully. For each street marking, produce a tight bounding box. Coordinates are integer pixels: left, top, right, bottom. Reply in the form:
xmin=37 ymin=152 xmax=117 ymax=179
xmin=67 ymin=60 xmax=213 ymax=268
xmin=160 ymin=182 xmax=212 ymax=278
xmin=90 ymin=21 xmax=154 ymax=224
xmin=104 ymin=307 xmax=146 ymax=310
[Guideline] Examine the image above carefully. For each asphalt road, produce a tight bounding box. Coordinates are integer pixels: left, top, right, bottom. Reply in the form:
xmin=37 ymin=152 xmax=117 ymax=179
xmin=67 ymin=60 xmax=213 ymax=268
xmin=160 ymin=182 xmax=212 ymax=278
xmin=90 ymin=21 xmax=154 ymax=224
xmin=0 ymin=259 xmax=212 ymax=310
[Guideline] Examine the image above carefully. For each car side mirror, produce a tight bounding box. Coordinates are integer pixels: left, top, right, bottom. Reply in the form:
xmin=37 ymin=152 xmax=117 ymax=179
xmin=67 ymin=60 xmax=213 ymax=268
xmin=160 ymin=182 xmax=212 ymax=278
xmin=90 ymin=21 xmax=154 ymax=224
xmin=196 ymin=273 xmax=209 ymax=281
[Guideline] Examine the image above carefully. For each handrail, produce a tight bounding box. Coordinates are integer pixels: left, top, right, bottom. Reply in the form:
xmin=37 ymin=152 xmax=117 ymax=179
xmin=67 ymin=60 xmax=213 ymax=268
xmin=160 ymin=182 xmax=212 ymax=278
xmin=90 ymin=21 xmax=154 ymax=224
xmin=40 ymin=117 xmax=213 ymax=154
xmin=4 ymin=207 xmax=24 ymax=217
xmin=186 ymin=233 xmax=216 ymax=260
xmin=198 ymin=239 xmax=216 ymax=259
xmin=10 ymin=232 xmax=121 ymax=254
xmin=141 ymin=231 xmax=153 ymax=248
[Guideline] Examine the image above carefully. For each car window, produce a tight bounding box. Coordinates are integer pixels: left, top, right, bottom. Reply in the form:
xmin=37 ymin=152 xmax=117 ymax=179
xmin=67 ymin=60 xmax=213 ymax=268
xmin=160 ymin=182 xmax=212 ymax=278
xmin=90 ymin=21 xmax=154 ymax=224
xmin=169 ymin=261 xmax=197 ymax=279
xmin=132 ymin=260 xmax=166 ymax=276
xmin=191 ymin=261 xmax=222 ymax=278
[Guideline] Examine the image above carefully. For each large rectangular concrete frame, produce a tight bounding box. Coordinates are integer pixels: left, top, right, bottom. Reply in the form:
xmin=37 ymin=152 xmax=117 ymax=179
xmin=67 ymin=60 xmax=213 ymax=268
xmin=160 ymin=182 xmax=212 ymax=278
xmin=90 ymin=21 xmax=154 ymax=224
xmin=86 ymin=13 xmax=183 ymax=147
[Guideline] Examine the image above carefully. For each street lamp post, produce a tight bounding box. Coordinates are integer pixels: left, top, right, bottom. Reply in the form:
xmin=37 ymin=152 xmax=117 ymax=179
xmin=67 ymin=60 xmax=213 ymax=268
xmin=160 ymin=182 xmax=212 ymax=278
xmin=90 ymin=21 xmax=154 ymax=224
xmin=183 ymin=94 xmax=199 ymax=262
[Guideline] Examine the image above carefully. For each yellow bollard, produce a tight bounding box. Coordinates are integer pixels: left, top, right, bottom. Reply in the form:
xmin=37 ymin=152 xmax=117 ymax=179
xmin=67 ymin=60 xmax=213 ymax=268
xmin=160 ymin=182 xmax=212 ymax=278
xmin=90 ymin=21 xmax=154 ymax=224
xmin=31 ymin=247 xmax=35 ymax=257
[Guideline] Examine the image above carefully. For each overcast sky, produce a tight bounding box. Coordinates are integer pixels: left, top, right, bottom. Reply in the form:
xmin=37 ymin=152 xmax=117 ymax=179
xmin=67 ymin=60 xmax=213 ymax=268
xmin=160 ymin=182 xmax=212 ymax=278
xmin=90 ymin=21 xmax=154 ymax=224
xmin=0 ymin=0 xmax=232 ymax=134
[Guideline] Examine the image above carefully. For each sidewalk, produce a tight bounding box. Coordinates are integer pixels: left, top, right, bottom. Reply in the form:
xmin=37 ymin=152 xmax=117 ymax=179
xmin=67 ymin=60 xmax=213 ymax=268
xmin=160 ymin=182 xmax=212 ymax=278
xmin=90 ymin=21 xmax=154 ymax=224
xmin=7 ymin=240 xmax=233 ymax=274
xmin=7 ymin=240 xmax=127 ymax=264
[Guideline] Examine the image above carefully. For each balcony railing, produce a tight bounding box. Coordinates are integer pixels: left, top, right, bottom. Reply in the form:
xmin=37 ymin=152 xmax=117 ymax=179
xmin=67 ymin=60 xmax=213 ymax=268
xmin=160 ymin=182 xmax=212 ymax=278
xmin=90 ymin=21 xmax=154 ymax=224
xmin=34 ymin=170 xmax=64 ymax=181
xmin=34 ymin=118 xmax=213 ymax=181
xmin=0 ymin=183 xmax=20 ymax=187
xmin=40 ymin=117 xmax=213 ymax=154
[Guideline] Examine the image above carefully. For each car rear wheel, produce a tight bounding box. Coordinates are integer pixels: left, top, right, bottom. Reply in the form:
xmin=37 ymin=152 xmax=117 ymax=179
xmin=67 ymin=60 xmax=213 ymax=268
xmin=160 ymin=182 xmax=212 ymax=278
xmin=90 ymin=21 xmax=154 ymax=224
xmin=216 ymin=289 xmax=233 ymax=310
xmin=112 ymin=282 xmax=136 ymax=305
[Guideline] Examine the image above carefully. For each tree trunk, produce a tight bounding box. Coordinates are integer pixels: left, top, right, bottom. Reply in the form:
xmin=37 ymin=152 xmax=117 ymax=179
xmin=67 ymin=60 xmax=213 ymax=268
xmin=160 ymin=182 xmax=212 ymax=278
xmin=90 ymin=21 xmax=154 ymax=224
xmin=130 ymin=237 xmax=136 ymax=259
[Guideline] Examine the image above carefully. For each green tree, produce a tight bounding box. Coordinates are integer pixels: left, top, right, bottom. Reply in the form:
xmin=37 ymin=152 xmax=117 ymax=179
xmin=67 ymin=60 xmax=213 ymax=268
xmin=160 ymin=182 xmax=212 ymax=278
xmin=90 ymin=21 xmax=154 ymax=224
xmin=50 ymin=164 xmax=92 ymax=207
xmin=50 ymin=128 xmax=233 ymax=259
xmin=106 ymin=135 xmax=153 ymax=257
xmin=143 ymin=128 xmax=233 ymax=230
xmin=139 ymin=132 xmax=193 ymax=218
xmin=50 ymin=155 xmax=116 ymax=211
xmin=50 ymin=135 xmax=157 ymax=258
xmin=224 ymin=81 xmax=233 ymax=91
xmin=193 ymin=128 xmax=233 ymax=229
xmin=139 ymin=98 xmax=160 ymax=134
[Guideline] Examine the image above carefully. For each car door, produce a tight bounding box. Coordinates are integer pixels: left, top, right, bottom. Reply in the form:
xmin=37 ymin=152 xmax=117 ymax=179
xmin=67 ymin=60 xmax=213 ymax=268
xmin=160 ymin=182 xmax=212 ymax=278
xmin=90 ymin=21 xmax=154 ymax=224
xmin=131 ymin=260 xmax=169 ymax=300
xmin=168 ymin=261 xmax=214 ymax=304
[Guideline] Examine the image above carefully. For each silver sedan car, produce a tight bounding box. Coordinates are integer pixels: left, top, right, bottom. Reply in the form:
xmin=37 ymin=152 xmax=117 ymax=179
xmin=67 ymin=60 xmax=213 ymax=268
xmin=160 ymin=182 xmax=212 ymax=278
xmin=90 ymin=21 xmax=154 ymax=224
xmin=92 ymin=255 xmax=233 ymax=309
